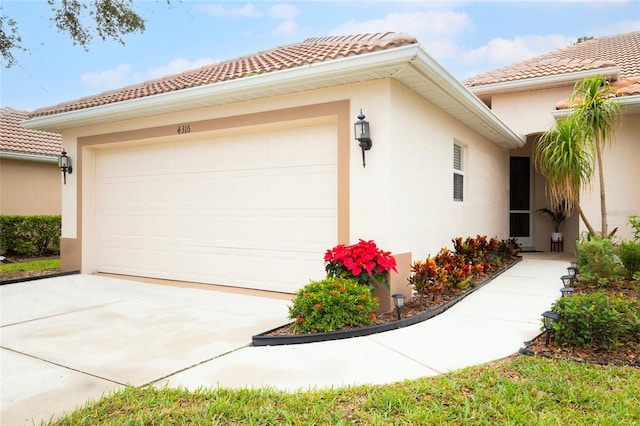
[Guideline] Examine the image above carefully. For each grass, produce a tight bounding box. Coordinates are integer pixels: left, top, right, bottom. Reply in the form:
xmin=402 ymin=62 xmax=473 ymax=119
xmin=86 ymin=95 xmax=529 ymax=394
xmin=0 ymin=258 xmax=60 ymax=274
xmin=47 ymin=356 xmax=640 ymax=425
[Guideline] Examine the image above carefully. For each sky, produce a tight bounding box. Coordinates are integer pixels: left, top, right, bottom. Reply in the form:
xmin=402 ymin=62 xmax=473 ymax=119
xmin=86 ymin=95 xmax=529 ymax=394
xmin=1 ymin=1 xmax=639 ymax=112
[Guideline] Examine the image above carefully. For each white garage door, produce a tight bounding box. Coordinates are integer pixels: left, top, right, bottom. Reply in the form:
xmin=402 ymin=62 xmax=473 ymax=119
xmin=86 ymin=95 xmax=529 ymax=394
xmin=96 ymin=121 xmax=338 ymax=293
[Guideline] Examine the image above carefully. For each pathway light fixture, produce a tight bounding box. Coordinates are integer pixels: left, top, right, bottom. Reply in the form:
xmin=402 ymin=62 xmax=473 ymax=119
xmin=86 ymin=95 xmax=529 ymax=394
xmin=392 ymin=293 xmax=406 ymax=320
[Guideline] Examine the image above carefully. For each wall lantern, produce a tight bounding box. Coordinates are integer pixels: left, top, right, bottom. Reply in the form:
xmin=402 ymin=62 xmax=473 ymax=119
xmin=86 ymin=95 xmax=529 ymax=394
xmin=58 ymin=149 xmax=72 ymax=184
xmin=560 ymin=274 xmax=574 ymax=288
xmin=392 ymin=293 xmax=406 ymax=320
xmin=541 ymin=310 xmax=560 ymax=345
xmin=560 ymin=286 xmax=574 ymax=297
xmin=354 ymin=109 xmax=372 ymax=167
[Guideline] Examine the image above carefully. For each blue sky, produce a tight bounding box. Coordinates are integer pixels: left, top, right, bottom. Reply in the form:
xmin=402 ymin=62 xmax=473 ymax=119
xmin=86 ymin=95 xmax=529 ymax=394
xmin=1 ymin=1 xmax=639 ymax=112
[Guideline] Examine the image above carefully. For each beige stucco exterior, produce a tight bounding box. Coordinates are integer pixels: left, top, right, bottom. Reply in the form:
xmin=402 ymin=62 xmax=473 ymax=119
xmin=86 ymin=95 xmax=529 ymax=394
xmin=54 ymin=77 xmax=513 ymax=289
xmin=0 ymin=157 xmax=61 ymax=215
xmin=485 ymin=84 xmax=639 ymax=250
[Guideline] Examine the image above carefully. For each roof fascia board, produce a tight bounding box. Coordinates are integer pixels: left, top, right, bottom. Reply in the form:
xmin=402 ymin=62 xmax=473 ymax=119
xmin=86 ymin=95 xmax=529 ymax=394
xmin=22 ymin=45 xmax=421 ymax=132
xmin=551 ymin=94 xmax=640 ymax=119
xmin=468 ymin=67 xmax=620 ymax=96
xmin=411 ymin=49 xmax=525 ymax=148
xmin=0 ymin=151 xmax=58 ymax=162
xmin=21 ymin=42 xmax=524 ymax=149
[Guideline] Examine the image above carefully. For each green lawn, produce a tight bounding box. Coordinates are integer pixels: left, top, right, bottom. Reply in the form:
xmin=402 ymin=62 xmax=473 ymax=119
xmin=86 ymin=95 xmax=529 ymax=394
xmin=0 ymin=258 xmax=60 ymax=274
xmin=48 ymin=356 xmax=640 ymax=425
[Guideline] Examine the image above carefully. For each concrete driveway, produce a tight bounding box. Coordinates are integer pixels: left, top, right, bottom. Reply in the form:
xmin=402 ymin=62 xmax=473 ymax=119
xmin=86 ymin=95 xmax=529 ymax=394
xmin=1 ymin=274 xmax=291 ymax=425
xmin=1 ymin=254 xmax=570 ymax=425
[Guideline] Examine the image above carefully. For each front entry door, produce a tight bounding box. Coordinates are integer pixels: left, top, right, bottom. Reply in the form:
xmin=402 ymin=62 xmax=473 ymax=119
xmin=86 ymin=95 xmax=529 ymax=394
xmin=510 ymin=157 xmax=532 ymax=247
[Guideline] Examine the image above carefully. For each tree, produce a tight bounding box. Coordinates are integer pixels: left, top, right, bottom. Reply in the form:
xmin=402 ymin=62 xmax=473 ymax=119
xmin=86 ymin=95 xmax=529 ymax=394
xmin=0 ymin=0 xmax=153 ymax=68
xmin=533 ymin=117 xmax=597 ymax=236
xmin=534 ymin=75 xmax=622 ymax=237
xmin=570 ymin=75 xmax=622 ymax=236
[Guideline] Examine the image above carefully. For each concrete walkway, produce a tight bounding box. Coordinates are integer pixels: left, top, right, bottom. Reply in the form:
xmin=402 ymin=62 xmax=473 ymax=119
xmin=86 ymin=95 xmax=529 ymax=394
xmin=1 ymin=253 xmax=571 ymax=425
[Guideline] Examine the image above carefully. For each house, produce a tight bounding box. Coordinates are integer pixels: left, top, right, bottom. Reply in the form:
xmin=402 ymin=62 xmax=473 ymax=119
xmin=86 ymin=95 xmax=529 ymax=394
xmin=19 ymin=32 xmax=530 ymax=293
xmin=0 ymin=107 xmax=62 ymax=215
xmin=465 ymin=31 xmax=640 ymax=254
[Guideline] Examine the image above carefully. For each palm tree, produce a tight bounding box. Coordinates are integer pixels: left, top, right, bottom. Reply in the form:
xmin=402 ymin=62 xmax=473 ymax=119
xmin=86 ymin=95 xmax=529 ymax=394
xmin=569 ymin=75 xmax=622 ymax=236
xmin=533 ymin=117 xmax=596 ymax=235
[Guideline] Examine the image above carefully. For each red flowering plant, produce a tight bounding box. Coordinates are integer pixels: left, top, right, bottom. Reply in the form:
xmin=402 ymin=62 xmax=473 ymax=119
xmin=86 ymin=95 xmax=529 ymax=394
xmin=324 ymin=239 xmax=398 ymax=291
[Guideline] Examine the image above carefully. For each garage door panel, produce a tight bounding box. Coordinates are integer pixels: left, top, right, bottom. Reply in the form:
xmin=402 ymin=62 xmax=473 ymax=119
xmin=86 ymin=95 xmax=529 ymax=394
xmin=97 ymin=121 xmax=337 ymax=292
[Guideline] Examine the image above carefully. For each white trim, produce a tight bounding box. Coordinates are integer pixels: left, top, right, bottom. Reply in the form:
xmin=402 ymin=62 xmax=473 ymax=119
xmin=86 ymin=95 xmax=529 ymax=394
xmin=551 ymin=94 xmax=640 ymax=119
xmin=467 ymin=67 xmax=621 ymax=96
xmin=21 ymin=44 xmax=525 ymax=149
xmin=0 ymin=151 xmax=58 ymax=163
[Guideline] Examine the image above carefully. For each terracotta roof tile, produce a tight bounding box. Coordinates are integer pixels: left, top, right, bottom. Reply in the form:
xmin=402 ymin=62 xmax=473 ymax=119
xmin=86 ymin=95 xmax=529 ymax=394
xmin=30 ymin=32 xmax=417 ymax=119
xmin=0 ymin=107 xmax=62 ymax=156
xmin=464 ymin=31 xmax=640 ymax=88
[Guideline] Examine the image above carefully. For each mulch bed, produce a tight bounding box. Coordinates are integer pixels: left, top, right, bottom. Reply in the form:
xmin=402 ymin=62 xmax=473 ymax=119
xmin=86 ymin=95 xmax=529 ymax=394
xmin=268 ymin=262 xmax=640 ymax=368
xmin=266 ymin=261 xmax=514 ymax=337
xmin=522 ymin=278 xmax=639 ymax=367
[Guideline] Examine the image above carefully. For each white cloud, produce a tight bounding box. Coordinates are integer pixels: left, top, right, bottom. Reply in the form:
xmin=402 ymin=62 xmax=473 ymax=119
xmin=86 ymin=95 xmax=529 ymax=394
xmin=147 ymin=57 xmax=218 ymax=79
xmin=331 ymin=10 xmax=473 ymax=60
xmin=81 ymin=64 xmax=133 ymax=89
xmin=269 ymin=4 xmax=300 ymax=20
xmin=460 ymin=35 xmax=573 ymax=67
xmin=272 ymin=19 xmax=298 ymax=37
xmin=80 ymin=57 xmax=219 ymax=92
xmin=198 ymin=3 xmax=261 ymax=18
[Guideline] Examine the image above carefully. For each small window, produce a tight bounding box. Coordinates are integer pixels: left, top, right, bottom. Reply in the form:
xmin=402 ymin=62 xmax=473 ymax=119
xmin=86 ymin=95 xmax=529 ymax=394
xmin=453 ymin=143 xmax=464 ymax=201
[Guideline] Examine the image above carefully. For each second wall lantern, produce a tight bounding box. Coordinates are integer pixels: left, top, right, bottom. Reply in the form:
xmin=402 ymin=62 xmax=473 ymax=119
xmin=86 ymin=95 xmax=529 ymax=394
xmin=354 ymin=109 xmax=372 ymax=167
xmin=58 ymin=149 xmax=72 ymax=185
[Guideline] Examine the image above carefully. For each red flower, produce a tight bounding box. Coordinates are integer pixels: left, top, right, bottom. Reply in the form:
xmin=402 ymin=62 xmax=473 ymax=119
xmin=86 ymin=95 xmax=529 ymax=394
xmin=314 ymin=303 xmax=322 ymax=309
xmin=370 ymin=312 xmax=377 ymax=321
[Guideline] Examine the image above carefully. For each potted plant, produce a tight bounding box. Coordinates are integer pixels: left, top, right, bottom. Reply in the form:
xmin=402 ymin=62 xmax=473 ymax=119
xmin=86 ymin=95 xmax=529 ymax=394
xmin=537 ymin=206 xmax=567 ymax=242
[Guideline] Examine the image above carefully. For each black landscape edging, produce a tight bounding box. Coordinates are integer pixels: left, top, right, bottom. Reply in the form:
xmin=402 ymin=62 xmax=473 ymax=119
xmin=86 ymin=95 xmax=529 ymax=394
xmin=518 ymin=332 xmax=640 ymax=368
xmin=0 ymin=270 xmax=80 ymax=286
xmin=252 ymin=256 xmax=522 ymax=346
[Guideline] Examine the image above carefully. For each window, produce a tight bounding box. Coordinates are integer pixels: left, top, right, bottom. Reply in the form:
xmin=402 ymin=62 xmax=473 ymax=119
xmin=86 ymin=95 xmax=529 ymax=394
xmin=453 ymin=143 xmax=464 ymax=201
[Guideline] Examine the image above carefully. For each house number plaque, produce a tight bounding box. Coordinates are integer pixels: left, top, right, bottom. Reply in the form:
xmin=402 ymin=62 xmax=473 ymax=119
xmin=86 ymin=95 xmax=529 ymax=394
xmin=177 ymin=124 xmax=191 ymax=134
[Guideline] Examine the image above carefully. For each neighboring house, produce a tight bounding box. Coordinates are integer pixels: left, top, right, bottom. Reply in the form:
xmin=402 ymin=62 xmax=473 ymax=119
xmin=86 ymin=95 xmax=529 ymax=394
xmin=21 ymin=33 xmax=525 ymax=292
xmin=465 ymin=31 xmax=640 ymax=254
xmin=0 ymin=107 xmax=62 ymax=215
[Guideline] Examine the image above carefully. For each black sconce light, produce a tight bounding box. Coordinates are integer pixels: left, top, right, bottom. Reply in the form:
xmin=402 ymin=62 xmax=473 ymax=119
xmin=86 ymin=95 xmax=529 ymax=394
xmin=541 ymin=310 xmax=560 ymax=345
xmin=560 ymin=286 xmax=574 ymax=297
xmin=354 ymin=109 xmax=372 ymax=167
xmin=58 ymin=149 xmax=72 ymax=184
xmin=560 ymin=274 xmax=574 ymax=288
xmin=392 ymin=293 xmax=406 ymax=320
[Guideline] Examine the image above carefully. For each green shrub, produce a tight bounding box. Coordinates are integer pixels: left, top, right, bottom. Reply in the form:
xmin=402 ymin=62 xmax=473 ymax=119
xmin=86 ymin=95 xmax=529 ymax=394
xmin=551 ymin=292 xmax=640 ymax=350
xmin=628 ymin=215 xmax=640 ymax=241
xmin=0 ymin=215 xmax=61 ymax=256
xmin=619 ymin=240 xmax=640 ymax=277
xmin=288 ymin=277 xmax=379 ymax=334
xmin=575 ymin=236 xmax=625 ymax=287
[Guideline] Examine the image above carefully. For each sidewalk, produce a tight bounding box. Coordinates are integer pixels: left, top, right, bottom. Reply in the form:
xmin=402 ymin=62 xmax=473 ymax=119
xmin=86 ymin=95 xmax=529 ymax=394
xmin=1 ymin=253 xmax=570 ymax=425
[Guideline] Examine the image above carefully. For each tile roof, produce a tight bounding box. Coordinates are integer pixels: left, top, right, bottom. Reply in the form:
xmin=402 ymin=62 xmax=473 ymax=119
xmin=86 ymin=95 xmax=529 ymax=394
xmin=0 ymin=107 xmax=62 ymax=156
xmin=30 ymin=33 xmax=417 ymax=119
xmin=464 ymin=31 xmax=640 ymax=88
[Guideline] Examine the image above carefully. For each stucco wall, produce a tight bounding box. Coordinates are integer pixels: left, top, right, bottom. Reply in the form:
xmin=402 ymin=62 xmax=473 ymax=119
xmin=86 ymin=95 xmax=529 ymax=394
xmin=489 ymin=86 xmax=639 ymax=245
xmin=490 ymin=86 xmax=573 ymax=135
xmin=0 ymin=158 xmax=61 ymax=215
xmin=384 ymin=80 xmax=511 ymax=259
xmin=57 ymin=78 xmax=517 ymax=278
xmin=579 ymin=113 xmax=640 ymax=241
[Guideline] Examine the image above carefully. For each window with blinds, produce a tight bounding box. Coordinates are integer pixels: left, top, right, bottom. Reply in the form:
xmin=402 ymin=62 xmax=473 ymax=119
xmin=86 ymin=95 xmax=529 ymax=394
xmin=453 ymin=143 xmax=464 ymax=201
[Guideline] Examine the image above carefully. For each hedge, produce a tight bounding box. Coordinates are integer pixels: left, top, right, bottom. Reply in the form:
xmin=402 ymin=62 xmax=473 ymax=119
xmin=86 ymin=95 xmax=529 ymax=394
xmin=0 ymin=215 xmax=61 ymax=256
